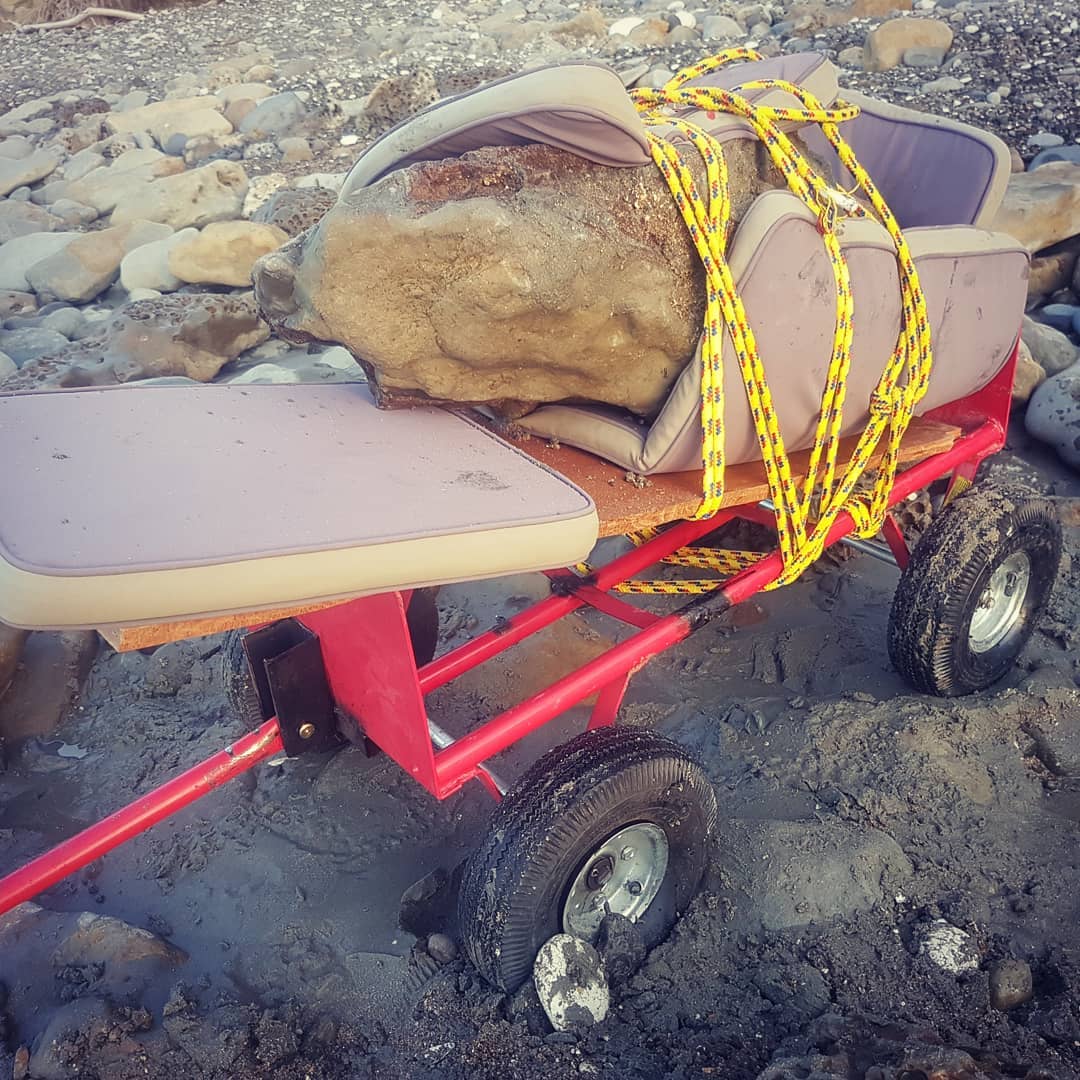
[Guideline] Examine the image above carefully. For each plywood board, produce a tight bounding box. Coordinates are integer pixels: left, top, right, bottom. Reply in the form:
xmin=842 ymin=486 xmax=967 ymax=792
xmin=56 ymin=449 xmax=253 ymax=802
xmin=98 ymin=600 xmax=339 ymax=653
xmin=517 ymin=417 xmax=961 ymax=537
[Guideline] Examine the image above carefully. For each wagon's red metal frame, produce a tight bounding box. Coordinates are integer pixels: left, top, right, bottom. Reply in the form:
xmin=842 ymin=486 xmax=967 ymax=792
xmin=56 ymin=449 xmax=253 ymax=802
xmin=0 ymin=344 xmax=1017 ymax=915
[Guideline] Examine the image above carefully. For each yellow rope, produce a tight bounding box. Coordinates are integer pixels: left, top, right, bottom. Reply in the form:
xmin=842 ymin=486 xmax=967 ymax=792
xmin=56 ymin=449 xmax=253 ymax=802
xmin=582 ymin=49 xmax=932 ymax=597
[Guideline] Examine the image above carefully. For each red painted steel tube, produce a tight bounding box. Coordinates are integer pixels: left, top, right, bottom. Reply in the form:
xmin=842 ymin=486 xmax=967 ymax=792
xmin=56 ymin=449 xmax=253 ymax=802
xmin=418 ymin=592 xmax=583 ymax=694
xmin=0 ymin=719 xmax=283 ymax=915
xmin=418 ymin=516 xmax=723 ymax=694
xmin=433 ymin=609 xmax=693 ymax=794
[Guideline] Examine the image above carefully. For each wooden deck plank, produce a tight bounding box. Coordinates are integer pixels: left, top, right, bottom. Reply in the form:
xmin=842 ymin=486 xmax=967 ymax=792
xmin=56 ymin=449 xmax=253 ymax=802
xmin=98 ymin=600 xmax=340 ymax=653
xmin=98 ymin=416 xmax=960 ymax=652
xmin=517 ymin=416 xmax=961 ymax=537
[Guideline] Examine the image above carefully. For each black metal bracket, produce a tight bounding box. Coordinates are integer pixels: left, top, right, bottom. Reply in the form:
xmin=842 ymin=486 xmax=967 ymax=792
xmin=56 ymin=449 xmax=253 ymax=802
xmin=240 ymin=619 xmax=340 ymax=757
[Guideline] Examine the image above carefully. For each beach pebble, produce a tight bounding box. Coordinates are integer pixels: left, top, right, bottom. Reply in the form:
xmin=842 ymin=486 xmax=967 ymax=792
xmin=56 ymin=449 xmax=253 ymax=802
xmin=533 ymin=934 xmax=609 ymax=1032
xmin=989 ymin=959 xmax=1034 ymax=1011
xmin=918 ymin=920 xmax=980 ymax=974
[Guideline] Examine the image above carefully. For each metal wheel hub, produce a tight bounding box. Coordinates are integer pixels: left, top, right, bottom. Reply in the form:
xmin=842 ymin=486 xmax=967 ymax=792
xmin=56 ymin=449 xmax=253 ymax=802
xmin=969 ymin=551 xmax=1031 ymax=654
xmin=562 ymin=822 xmax=669 ymax=941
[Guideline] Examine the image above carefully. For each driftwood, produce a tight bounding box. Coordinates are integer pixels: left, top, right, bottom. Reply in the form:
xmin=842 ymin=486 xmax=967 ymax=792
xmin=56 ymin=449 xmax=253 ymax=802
xmin=17 ymin=6 xmax=146 ymax=31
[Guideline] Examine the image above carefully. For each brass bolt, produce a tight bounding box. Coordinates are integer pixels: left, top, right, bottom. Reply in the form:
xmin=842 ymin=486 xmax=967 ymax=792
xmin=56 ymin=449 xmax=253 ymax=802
xmin=298 ymin=723 xmax=316 ymax=740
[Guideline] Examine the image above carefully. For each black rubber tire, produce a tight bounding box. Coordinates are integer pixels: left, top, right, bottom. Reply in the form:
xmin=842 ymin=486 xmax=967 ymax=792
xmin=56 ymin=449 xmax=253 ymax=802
xmin=887 ymin=483 xmax=1062 ymax=697
xmin=458 ymin=726 xmax=717 ymax=992
xmin=222 ymin=627 xmax=265 ymax=727
xmin=222 ymin=589 xmax=441 ymax=725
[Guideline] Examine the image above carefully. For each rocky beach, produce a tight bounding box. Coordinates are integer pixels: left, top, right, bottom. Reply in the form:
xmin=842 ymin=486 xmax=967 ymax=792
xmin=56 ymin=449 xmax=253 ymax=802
xmin=0 ymin=0 xmax=1079 ymax=1077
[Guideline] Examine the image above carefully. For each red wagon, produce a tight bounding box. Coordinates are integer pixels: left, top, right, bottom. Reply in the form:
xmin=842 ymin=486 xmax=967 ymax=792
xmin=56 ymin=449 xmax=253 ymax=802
xmin=0 ymin=343 xmax=1062 ymax=992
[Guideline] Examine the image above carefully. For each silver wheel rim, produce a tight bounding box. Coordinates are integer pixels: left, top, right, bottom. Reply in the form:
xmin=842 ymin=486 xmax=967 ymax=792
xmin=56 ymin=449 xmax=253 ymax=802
xmin=969 ymin=551 xmax=1031 ymax=654
xmin=562 ymin=822 xmax=669 ymax=941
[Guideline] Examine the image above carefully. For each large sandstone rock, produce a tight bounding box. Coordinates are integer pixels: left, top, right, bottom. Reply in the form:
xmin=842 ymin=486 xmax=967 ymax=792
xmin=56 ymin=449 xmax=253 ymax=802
xmin=993 ymin=162 xmax=1080 ymax=252
xmin=168 ymin=220 xmax=288 ymax=286
xmin=254 ymin=141 xmax=794 ymax=417
xmin=863 ymin=17 xmax=953 ymax=72
xmin=3 ymin=293 xmax=269 ymax=390
xmin=111 ymin=161 xmax=249 ymax=229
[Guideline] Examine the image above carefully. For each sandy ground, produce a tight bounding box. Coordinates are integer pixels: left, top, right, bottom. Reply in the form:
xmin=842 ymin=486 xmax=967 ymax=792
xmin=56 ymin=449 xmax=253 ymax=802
xmin=0 ymin=419 xmax=1079 ymax=1079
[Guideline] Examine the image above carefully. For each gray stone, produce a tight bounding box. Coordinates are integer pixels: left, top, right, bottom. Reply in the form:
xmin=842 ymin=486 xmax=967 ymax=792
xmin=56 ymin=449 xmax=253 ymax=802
xmin=1030 ymin=145 xmax=1080 ymax=171
xmin=0 ymin=200 xmax=61 ymax=244
xmin=63 ymin=148 xmax=185 ymax=215
xmin=237 ymin=91 xmax=308 ymax=137
xmin=61 ymin=149 xmax=105 ymax=184
xmin=119 ymin=227 xmax=199 ymax=292
xmin=837 ymin=45 xmax=865 ymax=67
xmin=0 ymin=327 xmax=69 ymax=366
xmin=921 ymin=75 xmax=965 ymax=93
xmin=0 ymin=135 xmax=34 ymax=160
xmin=903 ymin=45 xmax=948 ymax=67
xmin=534 ymin=934 xmax=609 ymax=1031
xmin=1026 ymin=360 xmax=1080 ymax=470
xmin=0 ymin=149 xmax=62 ymax=197
xmin=0 ymin=98 xmax=53 ymax=126
xmin=5 ymin=293 xmax=270 ymax=390
xmin=115 ymin=89 xmax=151 ymax=112
xmin=1036 ymin=303 xmax=1080 ymax=334
xmin=48 ymin=198 xmax=99 ymax=228
xmin=700 ymin=14 xmax=744 ymax=41
xmin=26 ymin=221 xmax=174 ymax=303
xmin=1029 ymin=131 xmax=1066 ymax=150
xmin=0 ymin=231 xmax=81 ymax=291
xmin=0 ymin=350 xmax=14 ymax=380
xmin=0 ymin=290 xmax=37 ymax=319
xmin=1022 ymin=315 xmax=1078 ymax=376
xmin=28 ymin=998 xmax=113 ymax=1080
xmin=111 ymin=161 xmax=249 ymax=229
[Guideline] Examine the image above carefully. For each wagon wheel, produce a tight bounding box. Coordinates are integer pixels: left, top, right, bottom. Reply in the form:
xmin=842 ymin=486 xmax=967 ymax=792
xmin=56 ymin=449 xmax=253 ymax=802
xmin=222 ymin=588 xmax=441 ymax=725
xmin=888 ymin=483 xmax=1062 ymax=697
xmin=458 ymin=726 xmax=717 ymax=992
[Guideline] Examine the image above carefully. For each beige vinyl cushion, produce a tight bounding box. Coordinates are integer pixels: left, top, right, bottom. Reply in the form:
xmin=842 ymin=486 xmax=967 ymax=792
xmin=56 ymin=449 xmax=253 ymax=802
xmin=518 ymin=189 xmax=1028 ymax=473
xmin=0 ymin=383 xmax=598 ymax=629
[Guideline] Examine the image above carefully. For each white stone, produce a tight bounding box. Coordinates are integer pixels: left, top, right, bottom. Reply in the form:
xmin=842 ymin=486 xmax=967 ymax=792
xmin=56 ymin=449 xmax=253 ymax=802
xmin=295 ymin=172 xmax=346 ymax=192
xmin=105 ymin=95 xmax=220 ymax=136
xmin=609 ymin=16 xmax=645 ymax=36
xmin=226 ymin=361 xmax=301 ymax=384
xmin=0 ymin=350 xmax=16 ymax=380
xmin=119 ymin=228 xmax=200 ymax=292
xmin=242 ymin=172 xmax=288 ymax=218
xmin=918 ymin=920 xmax=979 ymax=974
xmin=533 ymin=934 xmax=609 ymax=1032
